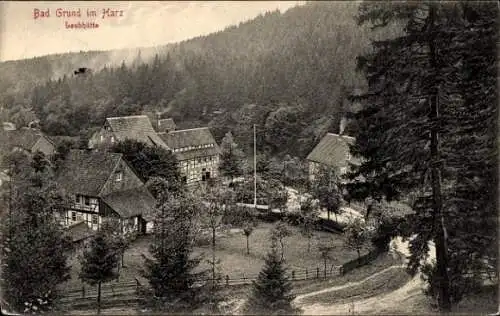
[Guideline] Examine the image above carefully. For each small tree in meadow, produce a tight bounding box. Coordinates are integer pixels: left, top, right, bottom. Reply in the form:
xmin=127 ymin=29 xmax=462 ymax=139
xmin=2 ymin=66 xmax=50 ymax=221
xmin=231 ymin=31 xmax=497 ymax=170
xmin=318 ymin=241 xmax=334 ymax=277
xmin=299 ymin=196 xmax=319 ymax=253
xmin=311 ymin=165 xmax=343 ymax=221
xmin=271 ymin=221 xmax=292 ymax=261
xmin=344 ymin=218 xmax=368 ymax=259
xmin=243 ymin=220 xmax=257 ymax=255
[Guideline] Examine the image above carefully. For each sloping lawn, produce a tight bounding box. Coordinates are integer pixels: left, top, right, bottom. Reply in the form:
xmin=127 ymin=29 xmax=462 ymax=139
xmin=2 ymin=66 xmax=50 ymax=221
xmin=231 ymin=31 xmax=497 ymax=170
xmin=61 ymin=221 xmax=369 ymax=290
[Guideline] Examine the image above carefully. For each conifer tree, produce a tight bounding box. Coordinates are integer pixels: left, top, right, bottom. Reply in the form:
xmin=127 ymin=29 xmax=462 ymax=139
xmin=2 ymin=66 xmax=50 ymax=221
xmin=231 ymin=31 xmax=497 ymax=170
xmin=0 ymin=152 xmax=71 ymax=314
xmin=79 ymin=230 xmax=120 ymax=314
xmin=347 ymin=1 xmax=498 ymax=310
xmin=141 ymin=193 xmax=207 ymax=312
xmin=244 ymin=239 xmax=300 ymax=315
xmin=219 ymin=131 xmax=245 ymax=184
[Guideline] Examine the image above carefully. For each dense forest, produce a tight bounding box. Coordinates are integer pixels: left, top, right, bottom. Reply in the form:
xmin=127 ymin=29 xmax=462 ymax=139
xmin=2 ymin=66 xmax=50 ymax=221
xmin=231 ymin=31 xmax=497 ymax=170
xmin=0 ymin=2 xmax=398 ymax=158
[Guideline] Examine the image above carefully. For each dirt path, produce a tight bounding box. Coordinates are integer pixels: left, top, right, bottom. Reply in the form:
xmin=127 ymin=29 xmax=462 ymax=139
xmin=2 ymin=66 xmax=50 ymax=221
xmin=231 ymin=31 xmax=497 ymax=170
xmin=294 ymin=264 xmax=406 ymax=305
xmin=294 ymin=237 xmax=436 ymax=315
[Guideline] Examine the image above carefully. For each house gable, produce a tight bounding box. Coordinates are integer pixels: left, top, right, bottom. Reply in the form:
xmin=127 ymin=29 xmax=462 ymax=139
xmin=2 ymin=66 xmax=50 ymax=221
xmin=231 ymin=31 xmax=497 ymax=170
xmin=106 ymin=115 xmax=169 ymax=149
xmin=32 ymin=135 xmax=56 ymax=157
xmin=98 ymin=157 xmax=145 ymax=197
xmin=306 ymin=133 xmax=358 ymax=169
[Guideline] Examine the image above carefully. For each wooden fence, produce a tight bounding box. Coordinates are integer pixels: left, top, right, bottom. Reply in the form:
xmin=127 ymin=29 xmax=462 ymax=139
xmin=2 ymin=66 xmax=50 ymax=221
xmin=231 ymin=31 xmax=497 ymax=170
xmin=60 ymin=246 xmax=385 ymax=302
xmin=60 ymin=264 xmax=344 ymax=301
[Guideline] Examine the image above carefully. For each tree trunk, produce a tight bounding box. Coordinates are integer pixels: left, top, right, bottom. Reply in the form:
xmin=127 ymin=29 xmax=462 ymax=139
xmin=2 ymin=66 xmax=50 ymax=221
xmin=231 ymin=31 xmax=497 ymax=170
xmin=327 ymin=209 xmax=330 ymax=221
xmin=307 ymin=237 xmax=311 ymax=253
xmin=324 ymin=259 xmax=327 ymax=278
xmin=121 ymin=250 xmax=125 ymax=268
xmin=212 ymin=227 xmax=216 ymax=284
xmin=357 ymin=248 xmax=360 ymax=260
xmin=365 ymin=204 xmax=372 ymax=222
xmin=334 ymin=211 xmax=338 ymax=222
xmin=97 ymin=281 xmax=102 ymax=315
xmin=246 ymin=235 xmax=250 ymax=255
xmin=280 ymin=240 xmax=285 ymax=261
xmin=428 ymin=3 xmax=451 ymax=312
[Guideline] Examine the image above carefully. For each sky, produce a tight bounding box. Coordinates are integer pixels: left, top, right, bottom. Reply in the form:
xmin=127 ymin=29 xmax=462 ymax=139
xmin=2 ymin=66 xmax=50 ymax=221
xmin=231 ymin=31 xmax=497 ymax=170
xmin=0 ymin=1 xmax=305 ymax=61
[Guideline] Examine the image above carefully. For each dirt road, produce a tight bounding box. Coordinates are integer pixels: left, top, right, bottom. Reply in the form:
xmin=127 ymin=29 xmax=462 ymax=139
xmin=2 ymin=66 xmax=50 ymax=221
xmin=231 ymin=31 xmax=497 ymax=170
xmin=295 ymin=237 xmax=436 ymax=315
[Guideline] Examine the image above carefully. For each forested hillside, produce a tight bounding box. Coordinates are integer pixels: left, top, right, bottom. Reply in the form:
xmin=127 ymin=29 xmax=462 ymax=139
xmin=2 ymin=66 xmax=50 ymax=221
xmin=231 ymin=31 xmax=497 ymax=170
xmin=0 ymin=2 xmax=398 ymax=158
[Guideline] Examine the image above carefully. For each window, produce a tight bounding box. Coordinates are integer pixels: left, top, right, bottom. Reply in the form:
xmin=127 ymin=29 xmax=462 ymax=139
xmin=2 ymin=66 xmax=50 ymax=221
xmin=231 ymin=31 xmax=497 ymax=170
xmin=115 ymin=172 xmax=123 ymax=182
xmin=204 ymin=157 xmax=207 ymax=162
xmin=111 ymin=136 xmax=115 ymax=143
xmin=84 ymin=197 xmax=90 ymax=206
xmin=75 ymin=195 xmax=80 ymax=204
xmin=71 ymin=212 xmax=77 ymax=221
xmin=100 ymin=135 xmax=104 ymax=141
xmin=92 ymin=215 xmax=98 ymax=225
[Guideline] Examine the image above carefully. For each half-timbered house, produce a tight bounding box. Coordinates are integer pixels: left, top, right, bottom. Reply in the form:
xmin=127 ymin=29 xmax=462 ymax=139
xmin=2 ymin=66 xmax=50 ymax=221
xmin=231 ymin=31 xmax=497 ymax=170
xmin=55 ymin=149 xmax=156 ymax=235
xmin=160 ymin=127 xmax=221 ymax=184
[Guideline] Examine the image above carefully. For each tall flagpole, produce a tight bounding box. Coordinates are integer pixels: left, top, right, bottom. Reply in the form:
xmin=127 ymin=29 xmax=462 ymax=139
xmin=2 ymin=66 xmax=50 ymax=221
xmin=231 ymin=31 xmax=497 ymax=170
xmin=253 ymin=124 xmax=257 ymax=207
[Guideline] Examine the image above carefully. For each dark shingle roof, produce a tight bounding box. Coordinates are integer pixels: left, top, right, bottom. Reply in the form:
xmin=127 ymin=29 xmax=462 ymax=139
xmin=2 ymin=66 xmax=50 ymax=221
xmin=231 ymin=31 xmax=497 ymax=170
xmin=106 ymin=115 xmax=169 ymax=149
xmin=159 ymin=127 xmax=220 ymax=161
xmin=306 ymin=133 xmax=360 ymax=168
xmin=55 ymin=150 xmax=122 ymax=196
xmin=0 ymin=128 xmax=49 ymax=152
xmin=67 ymin=221 xmax=95 ymax=242
xmin=160 ymin=127 xmax=217 ymax=149
xmin=101 ymin=186 xmax=156 ymax=220
xmin=157 ymin=118 xmax=176 ymax=133
xmin=174 ymin=146 xmax=220 ymax=161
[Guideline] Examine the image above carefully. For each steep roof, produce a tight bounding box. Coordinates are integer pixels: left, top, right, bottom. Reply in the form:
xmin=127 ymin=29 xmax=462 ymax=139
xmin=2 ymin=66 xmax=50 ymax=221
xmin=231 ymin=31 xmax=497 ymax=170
xmin=55 ymin=150 xmax=123 ymax=196
xmin=160 ymin=127 xmax=217 ymax=149
xmin=306 ymin=133 xmax=360 ymax=168
xmin=159 ymin=127 xmax=220 ymax=160
xmin=174 ymin=146 xmax=220 ymax=161
xmin=101 ymin=186 xmax=156 ymax=220
xmin=0 ymin=128 xmax=50 ymax=152
xmin=106 ymin=115 xmax=169 ymax=149
xmin=157 ymin=118 xmax=176 ymax=133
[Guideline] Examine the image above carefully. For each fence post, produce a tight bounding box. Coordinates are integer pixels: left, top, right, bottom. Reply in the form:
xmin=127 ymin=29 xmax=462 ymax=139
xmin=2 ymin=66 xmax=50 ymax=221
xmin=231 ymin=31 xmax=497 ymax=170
xmin=292 ymin=270 xmax=295 ymax=280
xmin=305 ymin=268 xmax=308 ymax=280
xmin=226 ymin=275 xmax=229 ymax=286
xmin=316 ymin=267 xmax=319 ymax=279
xmin=135 ymin=278 xmax=140 ymax=293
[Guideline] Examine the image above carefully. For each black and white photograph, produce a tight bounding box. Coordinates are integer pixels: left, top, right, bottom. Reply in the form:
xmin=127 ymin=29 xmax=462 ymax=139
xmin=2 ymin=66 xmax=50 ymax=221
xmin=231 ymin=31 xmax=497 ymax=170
xmin=0 ymin=1 xmax=498 ymax=315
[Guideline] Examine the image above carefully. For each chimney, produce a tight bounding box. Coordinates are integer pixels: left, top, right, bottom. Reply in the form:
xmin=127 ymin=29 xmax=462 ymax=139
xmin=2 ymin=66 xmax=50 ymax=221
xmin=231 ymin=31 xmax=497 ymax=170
xmin=156 ymin=112 xmax=161 ymax=131
xmin=339 ymin=116 xmax=347 ymax=135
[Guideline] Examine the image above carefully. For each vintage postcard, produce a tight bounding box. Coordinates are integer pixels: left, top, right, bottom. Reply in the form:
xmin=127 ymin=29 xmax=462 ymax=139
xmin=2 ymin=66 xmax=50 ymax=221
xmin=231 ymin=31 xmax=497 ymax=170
xmin=0 ymin=1 xmax=497 ymax=315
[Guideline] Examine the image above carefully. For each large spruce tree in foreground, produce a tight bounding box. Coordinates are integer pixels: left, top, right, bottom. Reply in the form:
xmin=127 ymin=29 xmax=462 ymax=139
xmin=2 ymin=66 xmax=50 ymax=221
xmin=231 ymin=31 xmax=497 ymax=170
xmin=0 ymin=152 xmax=71 ymax=313
xmin=141 ymin=192 xmax=208 ymax=313
xmin=347 ymin=1 xmax=497 ymax=311
xmin=79 ymin=230 xmax=120 ymax=314
xmin=244 ymin=239 xmax=300 ymax=315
